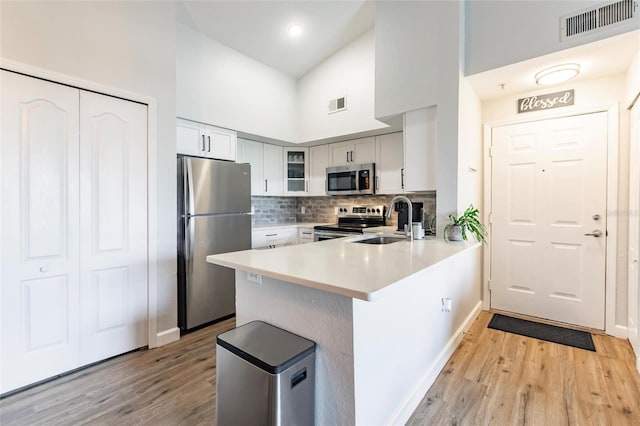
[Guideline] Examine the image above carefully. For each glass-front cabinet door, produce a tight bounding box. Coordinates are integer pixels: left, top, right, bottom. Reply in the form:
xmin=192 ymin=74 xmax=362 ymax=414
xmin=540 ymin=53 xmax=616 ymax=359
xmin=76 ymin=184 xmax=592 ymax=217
xmin=284 ymin=148 xmax=309 ymax=195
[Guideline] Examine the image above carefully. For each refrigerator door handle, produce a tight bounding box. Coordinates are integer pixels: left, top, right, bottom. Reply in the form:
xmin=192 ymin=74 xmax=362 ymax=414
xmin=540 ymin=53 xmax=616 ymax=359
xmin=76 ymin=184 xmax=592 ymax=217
xmin=186 ymin=215 xmax=195 ymax=276
xmin=186 ymin=158 xmax=195 ymax=216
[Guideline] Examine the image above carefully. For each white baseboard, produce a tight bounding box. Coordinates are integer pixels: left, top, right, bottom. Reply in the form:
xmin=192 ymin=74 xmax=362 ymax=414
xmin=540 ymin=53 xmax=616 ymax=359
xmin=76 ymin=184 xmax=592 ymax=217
xmin=637 ymin=355 xmax=640 ymax=374
xmin=156 ymin=327 xmax=180 ymax=347
xmin=390 ymin=301 xmax=483 ymax=425
xmin=608 ymin=324 xmax=628 ymax=339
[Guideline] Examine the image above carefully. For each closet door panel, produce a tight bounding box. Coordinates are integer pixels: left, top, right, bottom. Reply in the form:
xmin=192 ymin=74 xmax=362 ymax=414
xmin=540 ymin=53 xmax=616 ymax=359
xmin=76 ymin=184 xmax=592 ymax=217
xmin=79 ymin=91 xmax=148 ymax=365
xmin=0 ymin=71 xmax=81 ymax=393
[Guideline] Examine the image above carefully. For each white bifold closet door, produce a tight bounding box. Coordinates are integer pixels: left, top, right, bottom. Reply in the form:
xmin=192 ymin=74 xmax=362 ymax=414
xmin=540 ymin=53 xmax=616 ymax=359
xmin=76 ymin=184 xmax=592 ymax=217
xmin=0 ymin=70 xmax=148 ymax=394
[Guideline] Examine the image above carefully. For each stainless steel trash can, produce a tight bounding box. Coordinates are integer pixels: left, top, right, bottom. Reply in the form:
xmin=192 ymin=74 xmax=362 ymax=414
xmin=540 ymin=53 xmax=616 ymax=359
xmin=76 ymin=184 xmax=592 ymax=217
xmin=216 ymin=321 xmax=316 ymax=426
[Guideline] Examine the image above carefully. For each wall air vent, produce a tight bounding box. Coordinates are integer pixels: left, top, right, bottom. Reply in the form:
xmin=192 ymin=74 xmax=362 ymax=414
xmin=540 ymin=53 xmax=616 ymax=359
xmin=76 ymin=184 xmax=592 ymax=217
xmin=328 ymin=96 xmax=347 ymax=114
xmin=560 ymin=0 xmax=638 ymax=41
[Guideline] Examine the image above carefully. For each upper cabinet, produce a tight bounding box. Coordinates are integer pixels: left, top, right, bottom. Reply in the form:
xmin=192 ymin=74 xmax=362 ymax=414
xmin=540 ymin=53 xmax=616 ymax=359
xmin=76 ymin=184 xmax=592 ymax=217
xmin=329 ymin=137 xmax=376 ymax=167
xmin=375 ymin=133 xmax=404 ymax=194
xmin=309 ymin=145 xmax=329 ymax=196
xmin=237 ymin=138 xmax=282 ymax=196
xmin=177 ymin=118 xmax=237 ymax=161
xmin=403 ymin=108 xmax=436 ymax=192
xmin=284 ymin=148 xmax=309 ymax=195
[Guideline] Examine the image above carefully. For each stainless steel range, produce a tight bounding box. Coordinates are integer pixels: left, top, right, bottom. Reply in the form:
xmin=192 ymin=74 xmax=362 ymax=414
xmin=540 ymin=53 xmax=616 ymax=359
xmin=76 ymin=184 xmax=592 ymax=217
xmin=314 ymin=205 xmax=387 ymax=241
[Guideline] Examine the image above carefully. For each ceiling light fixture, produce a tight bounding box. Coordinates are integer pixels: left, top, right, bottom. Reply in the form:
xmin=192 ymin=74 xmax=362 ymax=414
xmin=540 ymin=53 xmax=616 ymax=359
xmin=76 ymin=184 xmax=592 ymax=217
xmin=535 ymin=63 xmax=580 ymax=85
xmin=288 ymin=24 xmax=303 ymax=37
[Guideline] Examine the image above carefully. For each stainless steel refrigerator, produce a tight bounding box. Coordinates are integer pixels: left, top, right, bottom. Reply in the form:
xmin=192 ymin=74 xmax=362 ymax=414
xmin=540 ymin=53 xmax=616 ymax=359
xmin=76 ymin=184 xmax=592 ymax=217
xmin=177 ymin=156 xmax=251 ymax=331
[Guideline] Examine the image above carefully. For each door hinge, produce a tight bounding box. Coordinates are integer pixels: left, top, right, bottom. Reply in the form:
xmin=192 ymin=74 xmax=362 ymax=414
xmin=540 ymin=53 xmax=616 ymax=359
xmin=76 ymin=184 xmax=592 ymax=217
xmin=488 ymin=212 xmax=493 ymax=224
xmin=489 ymin=146 xmax=493 ymax=157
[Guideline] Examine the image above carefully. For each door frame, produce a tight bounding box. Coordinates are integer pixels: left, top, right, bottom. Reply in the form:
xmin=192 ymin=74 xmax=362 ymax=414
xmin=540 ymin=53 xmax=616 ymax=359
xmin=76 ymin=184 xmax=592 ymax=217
xmin=1 ymin=58 xmax=161 ymax=348
xmin=483 ymin=104 xmax=622 ymax=337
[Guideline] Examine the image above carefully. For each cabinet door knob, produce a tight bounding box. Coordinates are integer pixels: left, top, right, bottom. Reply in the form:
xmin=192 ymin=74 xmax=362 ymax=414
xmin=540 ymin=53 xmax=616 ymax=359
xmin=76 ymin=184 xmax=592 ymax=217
xmin=201 ymin=134 xmax=206 ymax=152
xmin=39 ymin=266 xmax=48 ymax=273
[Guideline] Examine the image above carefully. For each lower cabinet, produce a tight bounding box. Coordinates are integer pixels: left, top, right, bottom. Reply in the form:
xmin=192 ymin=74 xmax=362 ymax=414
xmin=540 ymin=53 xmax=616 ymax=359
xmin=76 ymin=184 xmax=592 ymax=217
xmin=252 ymin=227 xmax=301 ymax=249
xmin=298 ymin=227 xmax=315 ymax=244
xmin=1 ymin=70 xmax=148 ymax=394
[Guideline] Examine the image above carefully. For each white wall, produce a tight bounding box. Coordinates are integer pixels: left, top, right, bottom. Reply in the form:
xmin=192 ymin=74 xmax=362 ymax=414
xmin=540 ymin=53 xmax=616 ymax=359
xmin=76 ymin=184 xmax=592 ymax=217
xmin=625 ymin=51 xmax=640 ymax=108
xmin=483 ymin=74 xmax=630 ymax=328
xmin=177 ymin=23 xmax=297 ymax=143
xmin=0 ymin=1 xmax=178 ymax=334
xmin=297 ymin=29 xmax=388 ymax=143
xmin=457 ymin=77 xmax=484 ymax=226
xmin=374 ymin=1 xmax=440 ymax=119
xmin=466 ymin=0 xmax=640 ymax=75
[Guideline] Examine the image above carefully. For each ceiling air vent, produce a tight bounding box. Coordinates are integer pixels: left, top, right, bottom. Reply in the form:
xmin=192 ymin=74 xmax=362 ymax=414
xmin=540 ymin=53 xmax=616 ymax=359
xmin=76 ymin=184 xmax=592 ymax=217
xmin=328 ymin=96 xmax=347 ymax=114
xmin=560 ymin=0 xmax=638 ymax=41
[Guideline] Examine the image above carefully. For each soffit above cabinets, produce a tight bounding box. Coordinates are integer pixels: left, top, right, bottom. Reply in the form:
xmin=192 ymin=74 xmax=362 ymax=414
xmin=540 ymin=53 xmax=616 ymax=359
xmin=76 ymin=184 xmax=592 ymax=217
xmin=176 ymin=0 xmax=375 ymax=79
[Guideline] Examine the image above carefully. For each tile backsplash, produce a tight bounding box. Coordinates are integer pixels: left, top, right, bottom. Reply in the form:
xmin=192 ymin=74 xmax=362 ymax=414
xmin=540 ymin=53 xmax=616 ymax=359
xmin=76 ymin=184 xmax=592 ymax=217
xmin=251 ymin=192 xmax=436 ymax=230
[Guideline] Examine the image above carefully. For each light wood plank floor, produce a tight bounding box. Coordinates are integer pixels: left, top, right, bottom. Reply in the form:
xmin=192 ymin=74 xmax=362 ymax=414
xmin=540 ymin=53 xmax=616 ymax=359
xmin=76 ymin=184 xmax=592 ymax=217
xmin=0 ymin=318 xmax=236 ymax=425
xmin=408 ymin=310 xmax=640 ymax=426
xmin=2 ymin=311 xmax=639 ymax=425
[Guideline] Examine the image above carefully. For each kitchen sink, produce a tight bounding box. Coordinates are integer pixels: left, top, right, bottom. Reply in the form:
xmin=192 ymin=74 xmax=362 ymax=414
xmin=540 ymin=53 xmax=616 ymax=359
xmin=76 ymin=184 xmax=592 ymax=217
xmin=350 ymin=236 xmax=406 ymax=245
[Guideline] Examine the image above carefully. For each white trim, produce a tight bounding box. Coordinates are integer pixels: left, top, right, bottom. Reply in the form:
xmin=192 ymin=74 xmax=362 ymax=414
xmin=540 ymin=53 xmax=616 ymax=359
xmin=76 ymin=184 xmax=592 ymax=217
xmin=637 ymin=355 xmax=640 ymax=374
xmin=1 ymin=58 xmax=160 ymax=348
xmin=610 ymin=324 xmax=628 ymax=339
xmin=483 ymin=124 xmax=492 ymax=311
xmin=156 ymin=327 xmax=181 ymax=347
xmin=389 ymin=301 xmax=483 ymax=426
xmin=483 ymin=104 xmax=620 ymax=336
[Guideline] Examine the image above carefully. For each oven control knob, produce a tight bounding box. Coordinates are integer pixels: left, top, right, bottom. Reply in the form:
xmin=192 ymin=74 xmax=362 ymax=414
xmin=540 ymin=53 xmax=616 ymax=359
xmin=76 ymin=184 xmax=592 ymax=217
xmin=367 ymin=208 xmax=371 ymax=213
xmin=376 ymin=208 xmax=380 ymax=213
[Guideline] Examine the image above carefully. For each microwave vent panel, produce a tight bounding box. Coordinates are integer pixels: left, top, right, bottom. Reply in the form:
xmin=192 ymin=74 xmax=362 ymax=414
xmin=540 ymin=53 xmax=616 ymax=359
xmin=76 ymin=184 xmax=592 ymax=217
xmin=328 ymin=96 xmax=347 ymax=114
xmin=560 ymin=0 xmax=638 ymax=41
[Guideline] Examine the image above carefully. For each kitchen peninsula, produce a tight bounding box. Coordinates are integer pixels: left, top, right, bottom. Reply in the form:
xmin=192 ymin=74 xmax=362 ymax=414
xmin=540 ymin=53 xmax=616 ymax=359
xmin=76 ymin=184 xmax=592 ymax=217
xmin=207 ymin=236 xmax=482 ymax=425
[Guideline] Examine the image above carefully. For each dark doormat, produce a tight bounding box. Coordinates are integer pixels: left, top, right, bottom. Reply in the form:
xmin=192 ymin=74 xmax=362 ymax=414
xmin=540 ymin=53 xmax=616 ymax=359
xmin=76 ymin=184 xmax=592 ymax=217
xmin=488 ymin=313 xmax=596 ymax=351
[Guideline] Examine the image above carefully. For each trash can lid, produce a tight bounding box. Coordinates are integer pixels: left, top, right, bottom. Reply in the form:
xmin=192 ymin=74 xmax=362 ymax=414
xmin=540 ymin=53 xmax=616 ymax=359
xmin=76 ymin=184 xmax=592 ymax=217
xmin=217 ymin=321 xmax=316 ymax=374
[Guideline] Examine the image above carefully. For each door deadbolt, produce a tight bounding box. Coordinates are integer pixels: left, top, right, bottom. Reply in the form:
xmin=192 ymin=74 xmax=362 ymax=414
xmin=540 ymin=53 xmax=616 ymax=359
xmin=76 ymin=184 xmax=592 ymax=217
xmin=592 ymin=214 xmax=601 ymax=220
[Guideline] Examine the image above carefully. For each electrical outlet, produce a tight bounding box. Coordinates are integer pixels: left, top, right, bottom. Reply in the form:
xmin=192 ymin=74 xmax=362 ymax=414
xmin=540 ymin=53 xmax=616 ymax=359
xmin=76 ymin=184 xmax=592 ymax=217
xmin=247 ymin=271 xmax=262 ymax=284
xmin=442 ymin=298 xmax=452 ymax=312
xmin=301 ymin=206 xmax=306 ymax=214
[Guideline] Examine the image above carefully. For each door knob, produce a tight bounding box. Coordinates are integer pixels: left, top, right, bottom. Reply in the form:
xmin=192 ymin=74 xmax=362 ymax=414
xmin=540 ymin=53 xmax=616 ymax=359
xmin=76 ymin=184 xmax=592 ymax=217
xmin=584 ymin=230 xmax=603 ymax=237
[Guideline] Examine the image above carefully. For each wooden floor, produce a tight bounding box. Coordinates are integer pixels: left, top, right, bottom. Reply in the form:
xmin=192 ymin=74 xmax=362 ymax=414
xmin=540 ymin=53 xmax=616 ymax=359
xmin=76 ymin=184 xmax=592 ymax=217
xmin=408 ymin=311 xmax=640 ymax=426
xmin=0 ymin=318 xmax=236 ymax=425
xmin=2 ymin=311 xmax=639 ymax=425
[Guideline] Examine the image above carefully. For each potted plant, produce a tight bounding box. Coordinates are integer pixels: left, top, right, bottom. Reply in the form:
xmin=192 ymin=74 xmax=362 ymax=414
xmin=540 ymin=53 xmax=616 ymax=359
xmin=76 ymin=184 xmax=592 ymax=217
xmin=444 ymin=204 xmax=487 ymax=243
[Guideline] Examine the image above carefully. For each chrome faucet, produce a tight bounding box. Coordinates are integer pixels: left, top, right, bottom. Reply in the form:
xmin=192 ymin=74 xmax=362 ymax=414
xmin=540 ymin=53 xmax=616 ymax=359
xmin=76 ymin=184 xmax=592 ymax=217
xmin=387 ymin=195 xmax=413 ymax=241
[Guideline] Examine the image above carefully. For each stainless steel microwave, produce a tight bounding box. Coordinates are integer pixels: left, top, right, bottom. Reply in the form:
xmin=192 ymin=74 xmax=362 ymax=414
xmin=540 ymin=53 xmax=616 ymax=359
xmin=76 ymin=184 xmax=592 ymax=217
xmin=326 ymin=163 xmax=375 ymax=195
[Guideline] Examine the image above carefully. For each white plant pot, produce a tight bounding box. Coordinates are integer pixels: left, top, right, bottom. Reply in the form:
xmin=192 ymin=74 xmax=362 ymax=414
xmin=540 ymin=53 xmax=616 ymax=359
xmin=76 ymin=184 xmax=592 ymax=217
xmin=445 ymin=225 xmax=463 ymax=241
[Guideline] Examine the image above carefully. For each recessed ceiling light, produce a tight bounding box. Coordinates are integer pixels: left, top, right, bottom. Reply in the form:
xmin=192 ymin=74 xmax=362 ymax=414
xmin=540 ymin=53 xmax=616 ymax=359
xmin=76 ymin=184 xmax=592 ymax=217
xmin=535 ymin=63 xmax=580 ymax=85
xmin=288 ymin=23 xmax=303 ymax=37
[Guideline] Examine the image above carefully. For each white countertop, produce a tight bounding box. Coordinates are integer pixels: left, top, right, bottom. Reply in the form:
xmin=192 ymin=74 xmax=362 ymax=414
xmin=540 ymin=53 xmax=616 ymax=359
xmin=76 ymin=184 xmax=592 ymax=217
xmin=207 ymin=235 xmax=480 ymax=301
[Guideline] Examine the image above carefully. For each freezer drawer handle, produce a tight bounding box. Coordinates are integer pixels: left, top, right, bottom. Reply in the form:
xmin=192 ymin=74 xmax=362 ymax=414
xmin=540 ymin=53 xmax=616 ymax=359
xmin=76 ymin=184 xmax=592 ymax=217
xmin=291 ymin=367 xmax=307 ymax=389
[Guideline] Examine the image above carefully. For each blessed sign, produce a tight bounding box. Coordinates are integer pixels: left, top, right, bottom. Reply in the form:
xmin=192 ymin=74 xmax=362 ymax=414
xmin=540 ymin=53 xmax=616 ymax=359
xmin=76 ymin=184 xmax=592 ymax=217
xmin=517 ymin=89 xmax=574 ymax=113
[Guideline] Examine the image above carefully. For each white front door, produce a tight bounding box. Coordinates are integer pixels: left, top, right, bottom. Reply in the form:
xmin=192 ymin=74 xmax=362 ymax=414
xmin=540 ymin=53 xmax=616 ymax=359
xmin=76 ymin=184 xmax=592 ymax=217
xmin=1 ymin=71 xmax=81 ymax=392
xmin=490 ymin=112 xmax=608 ymax=329
xmin=79 ymin=91 xmax=148 ymax=365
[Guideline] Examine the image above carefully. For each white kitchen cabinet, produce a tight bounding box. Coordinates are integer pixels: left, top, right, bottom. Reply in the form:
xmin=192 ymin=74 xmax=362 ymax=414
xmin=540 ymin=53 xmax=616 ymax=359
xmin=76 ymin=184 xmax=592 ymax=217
xmin=297 ymin=227 xmax=315 ymax=244
xmin=252 ymin=227 xmax=298 ymax=249
xmin=309 ymin=144 xmax=329 ymax=195
xmin=263 ymin=143 xmax=283 ymax=195
xmin=177 ymin=118 xmax=237 ymax=161
xmin=329 ymin=137 xmax=376 ymax=166
xmin=284 ymin=147 xmax=309 ymax=195
xmin=1 ymin=70 xmax=148 ymax=393
xmin=375 ymin=132 xmax=404 ymax=194
xmin=403 ymin=107 xmax=436 ymax=192
xmin=238 ymin=138 xmax=282 ymax=196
